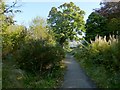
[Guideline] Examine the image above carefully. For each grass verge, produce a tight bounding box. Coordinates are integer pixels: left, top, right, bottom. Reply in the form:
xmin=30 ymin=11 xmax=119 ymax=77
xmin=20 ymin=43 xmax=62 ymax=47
xmin=2 ymin=58 xmax=66 ymax=88
xmin=74 ymin=36 xmax=120 ymax=88
xmin=75 ymin=57 xmax=120 ymax=88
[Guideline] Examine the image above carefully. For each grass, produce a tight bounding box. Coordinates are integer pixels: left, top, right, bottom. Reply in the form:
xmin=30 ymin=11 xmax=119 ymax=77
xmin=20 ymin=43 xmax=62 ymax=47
xmin=79 ymin=61 xmax=120 ymax=88
xmin=2 ymin=56 xmax=25 ymax=88
xmin=23 ymin=67 xmax=65 ymax=88
xmin=2 ymin=55 xmax=66 ymax=88
xmin=76 ymin=59 xmax=120 ymax=88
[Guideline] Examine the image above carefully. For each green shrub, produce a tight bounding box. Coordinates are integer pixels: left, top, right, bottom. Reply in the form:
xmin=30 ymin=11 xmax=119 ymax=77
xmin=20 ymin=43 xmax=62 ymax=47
xmin=75 ymin=35 xmax=120 ymax=71
xmin=16 ymin=39 xmax=65 ymax=74
xmin=2 ymin=25 xmax=27 ymax=60
xmin=74 ymin=35 xmax=120 ymax=88
xmin=2 ymin=15 xmax=65 ymax=88
xmin=90 ymin=35 xmax=120 ymax=71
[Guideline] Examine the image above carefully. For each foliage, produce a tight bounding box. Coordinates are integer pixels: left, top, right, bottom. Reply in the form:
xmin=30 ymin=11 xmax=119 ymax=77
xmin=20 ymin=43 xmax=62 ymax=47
xmin=97 ymin=1 xmax=120 ymax=36
xmin=16 ymin=39 xmax=65 ymax=74
xmin=2 ymin=53 xmax=65 ymax=88
xmin=1 ymin=1 xmax=23 ymax=58
xmin=29 ymin=16 xmax=56 ymax=45
xmin=2 ymin=24 xmax=27 ymax=59
xmin=85 ymin=12 xmax=107 ymax=41
xmin=23 ymin=66 xmax=65 ymax=88
xmin=2 ymin=1 xmax=65 ymax=87
xmin=0 ymin=0 xmax=21 ymax=31
xmin=74 ymin=35 xmax=120 ymax=88
xmin=106 ymin=18 xmax=120 ymax=35
xmin=2 ymin=59 xmax=25 ymax=88
xmin=47 ymin=2 xmax=85 ymax=47
xmin=95 ymin=1 xmax=120 ymax=19
xmin=0 ymin=0 xmax=21 ymax=15
xmin=85 ymin=1 xmax=120 ymax=42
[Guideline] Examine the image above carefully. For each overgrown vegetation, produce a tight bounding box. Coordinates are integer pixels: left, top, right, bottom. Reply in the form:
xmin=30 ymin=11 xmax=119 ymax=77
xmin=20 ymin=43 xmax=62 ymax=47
xmin=1 ymin=0 xmax=120 ymax=88
xmin=47 ymin=2 xmax=85 ymax=47
xmin=74 ymin=1 xmax=120 ymax=88
xmin=74 ymin=35 xmax=120 ymax=88
xmin=16 ymin=39 xmax=65 ymax=74
xmin=85 ymin=1 xmax=120 ymax=42
xmin=1 ymin=1 xmax=66 ymax=88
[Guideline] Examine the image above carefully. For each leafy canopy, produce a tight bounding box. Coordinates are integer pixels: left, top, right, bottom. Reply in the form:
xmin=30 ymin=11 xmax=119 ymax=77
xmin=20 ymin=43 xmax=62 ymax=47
xmin=85 ymin=12 xmax=107 ymax=41
xmin=85 ymin=1 xmax=120 ymax=42
xmin=29 ymin=16 xmax=56 ymax=45
xmin=47 ymin=2 xmax=85 ymax=46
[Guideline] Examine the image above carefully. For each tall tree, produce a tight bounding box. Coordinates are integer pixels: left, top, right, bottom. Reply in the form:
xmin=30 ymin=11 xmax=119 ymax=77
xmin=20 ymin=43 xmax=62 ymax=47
xmin=85 ymin=12 xmax=107 ymax=41
xmin=47 ymin=2 xmax=85 ymax=47
xmin=0 ymin=0 xmax=24 ymax=58
xmin=85 ymin=1 xmax=120 ymax=42
xmin=96 ymin=1 xmax=120 ymax=36
xmin=95 ymin=1 xmax=120 ymax=19
xmin=0 ymin=0 xmax=21 ymax=31
xmin=29 ymin=16 xmax=56 ymax=45
xmin=0 ymin=0 xmax=21 ymax=15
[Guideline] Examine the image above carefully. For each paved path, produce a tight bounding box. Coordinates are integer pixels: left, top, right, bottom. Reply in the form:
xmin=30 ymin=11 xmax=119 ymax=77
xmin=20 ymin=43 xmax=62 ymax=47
xmin=61 ymin=54 xmax=96 ymax=88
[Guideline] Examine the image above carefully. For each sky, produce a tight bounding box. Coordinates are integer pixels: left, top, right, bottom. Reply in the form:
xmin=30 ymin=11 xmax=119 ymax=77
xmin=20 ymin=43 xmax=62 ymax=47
xmin=6 ymin=0 xmax=102 ymax=27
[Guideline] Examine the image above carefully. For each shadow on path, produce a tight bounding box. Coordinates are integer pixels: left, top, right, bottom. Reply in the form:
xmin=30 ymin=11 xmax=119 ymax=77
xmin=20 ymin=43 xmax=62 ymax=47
xmin=61 ymin=54 xmax=96 ymax=88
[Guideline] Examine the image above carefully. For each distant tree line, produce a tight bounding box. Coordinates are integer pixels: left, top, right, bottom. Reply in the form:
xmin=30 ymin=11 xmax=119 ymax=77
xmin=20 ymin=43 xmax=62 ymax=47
xmin=85 ymin=1 xmax=120 ymax=42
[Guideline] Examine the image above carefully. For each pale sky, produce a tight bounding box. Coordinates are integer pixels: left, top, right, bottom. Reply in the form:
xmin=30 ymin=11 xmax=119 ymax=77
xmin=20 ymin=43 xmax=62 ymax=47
xmin=6 ymin=0 xmax=102 ymax=27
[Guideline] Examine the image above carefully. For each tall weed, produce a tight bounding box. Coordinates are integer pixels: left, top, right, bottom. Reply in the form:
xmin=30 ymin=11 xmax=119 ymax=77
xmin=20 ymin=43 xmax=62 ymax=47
xmin=74 ymin=35 xmax=120 ymax=88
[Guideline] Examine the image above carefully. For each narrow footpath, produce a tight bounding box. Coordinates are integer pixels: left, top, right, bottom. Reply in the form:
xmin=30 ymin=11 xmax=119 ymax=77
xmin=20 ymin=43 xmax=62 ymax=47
xmin=61 ymin=54 xmax=96 ymax=88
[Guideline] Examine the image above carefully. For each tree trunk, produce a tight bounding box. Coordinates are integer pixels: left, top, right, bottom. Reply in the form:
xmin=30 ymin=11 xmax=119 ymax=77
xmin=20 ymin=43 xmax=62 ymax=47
xmin=59 ymin=37 xmax=66 ymax=48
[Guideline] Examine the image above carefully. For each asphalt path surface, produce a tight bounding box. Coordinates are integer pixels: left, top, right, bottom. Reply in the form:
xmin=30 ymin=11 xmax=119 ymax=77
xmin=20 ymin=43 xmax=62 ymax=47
xmin=61 ymin=54 xmax=96 ymax=88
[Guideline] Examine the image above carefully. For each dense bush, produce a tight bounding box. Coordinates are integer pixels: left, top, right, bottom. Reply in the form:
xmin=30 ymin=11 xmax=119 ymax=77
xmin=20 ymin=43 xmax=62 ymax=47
xmin=2 ymin=13 xmax=65 ymax=87
xmin=75 ymin=35 xmax=120 ymax=71
xmin=2 ymin=25 xmax=27 ymax=59
xmin=91 ymin=36 xmax=120 ymax=71
xmin=16 ymin=39 xmax=65 ymax=74
xmin=74 ymin=35 xmax=120 ymax=88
